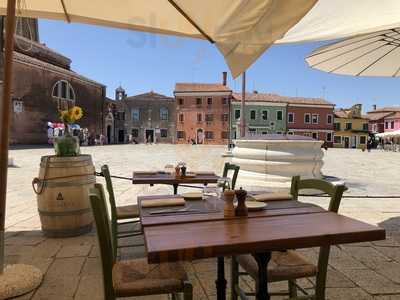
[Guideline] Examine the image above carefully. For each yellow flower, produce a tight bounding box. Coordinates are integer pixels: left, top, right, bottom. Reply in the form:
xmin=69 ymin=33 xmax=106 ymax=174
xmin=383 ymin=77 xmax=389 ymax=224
xmin=70 ymin=106 xmax=83 ymax=121
xmin=60 ymin=110 xmax=71 ymax=123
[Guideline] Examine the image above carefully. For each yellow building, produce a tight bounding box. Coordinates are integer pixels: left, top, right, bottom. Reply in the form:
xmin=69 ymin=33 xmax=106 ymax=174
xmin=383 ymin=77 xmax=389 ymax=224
xmin=333 ymin=104 xmax=369 ymax=149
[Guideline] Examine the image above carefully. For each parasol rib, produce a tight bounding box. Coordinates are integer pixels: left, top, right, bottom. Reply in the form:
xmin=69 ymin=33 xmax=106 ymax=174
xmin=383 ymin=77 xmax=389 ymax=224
xmin=328 ymin=43 xmax=395 ymax=73
xmin=307 ymin=29 xmax=399 ymax=58
xmin=60 ymin=0 xmax=71 ymax=23
xmin=308 ymin=38 xmax=393 ymax=68
xmin=357 ymin=46 xmax=400 ymax=76
xmin=167 ymin=0 xmax=214 ymax=44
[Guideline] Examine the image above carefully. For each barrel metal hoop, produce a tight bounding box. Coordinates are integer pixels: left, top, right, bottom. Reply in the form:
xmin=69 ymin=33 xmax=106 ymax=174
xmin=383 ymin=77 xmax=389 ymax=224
xmin=38 ymin=207 xmax=91 ymax=216
xmin=42 ymin=176 xmax=96 ymax=188
xmin=40 ymin=162 xmax=93 ymax=168
xmin=41 ymin=224 xmax=93 ymax=238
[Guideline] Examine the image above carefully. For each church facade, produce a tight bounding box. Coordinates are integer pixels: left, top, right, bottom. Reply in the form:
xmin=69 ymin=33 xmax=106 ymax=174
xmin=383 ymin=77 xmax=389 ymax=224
xmin=1 ymin=18 xmax=107 ymax=144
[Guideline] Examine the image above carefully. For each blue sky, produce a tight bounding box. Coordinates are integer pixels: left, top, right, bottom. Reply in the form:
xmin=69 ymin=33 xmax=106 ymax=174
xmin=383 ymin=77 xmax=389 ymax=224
xmin=39 ymin=19 xmax=400 ymax=113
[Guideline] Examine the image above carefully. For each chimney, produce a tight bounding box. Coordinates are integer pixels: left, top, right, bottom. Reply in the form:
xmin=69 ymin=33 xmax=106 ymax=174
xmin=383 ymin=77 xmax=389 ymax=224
xmin=222 ymin=71 xmax=227 ymax=86
xmin=373 ymin=104 xmax=377 ymax=111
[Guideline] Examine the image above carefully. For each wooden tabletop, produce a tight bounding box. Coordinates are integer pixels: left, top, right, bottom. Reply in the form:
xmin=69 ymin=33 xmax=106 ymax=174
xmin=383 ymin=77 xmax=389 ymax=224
xmin=132 ymin=171 xmax=219 ymax=185
xmin=139 ymin=196 xmax=325 ymax=227
xmin=144 ymin=212 xmax=385 ymax=263
xmin=140 ymin=195 xmax=385 ymax=264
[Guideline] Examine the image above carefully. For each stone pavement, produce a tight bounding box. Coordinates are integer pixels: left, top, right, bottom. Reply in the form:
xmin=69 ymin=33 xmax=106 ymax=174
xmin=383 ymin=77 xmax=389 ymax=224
xmin=5 ymin=145 xmax=400 ymax=299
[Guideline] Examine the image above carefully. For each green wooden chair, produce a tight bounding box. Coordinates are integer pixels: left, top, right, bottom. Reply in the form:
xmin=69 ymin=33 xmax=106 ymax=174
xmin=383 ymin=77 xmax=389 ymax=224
xmin=101 ymin=165 xmax=141 ymax=248
xmin=231 ymin=176 xmax=346 ymax=300
xmin=89 ymin=183 xmax=193 ymax=300
xmin=222 ymin=162 xmax=240 ymax=189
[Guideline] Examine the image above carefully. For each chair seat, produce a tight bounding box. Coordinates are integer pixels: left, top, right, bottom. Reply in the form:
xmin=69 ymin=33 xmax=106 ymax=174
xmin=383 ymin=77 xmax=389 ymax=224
xmin=236 ymin=250 xmax=317 ymax=282
xmin=113 ymin=258 xmax=187 ymax=297
xmin=116 ymin=204 xmax=140 ymax=219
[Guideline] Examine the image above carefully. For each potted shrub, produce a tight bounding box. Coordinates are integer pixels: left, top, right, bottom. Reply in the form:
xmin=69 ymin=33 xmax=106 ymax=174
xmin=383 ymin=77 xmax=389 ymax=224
xmin=54 ymin=106 xmax=83 ymax=156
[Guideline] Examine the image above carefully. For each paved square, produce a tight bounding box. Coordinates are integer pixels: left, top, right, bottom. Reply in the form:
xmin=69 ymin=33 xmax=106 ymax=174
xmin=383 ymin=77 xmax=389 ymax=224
xmin=5 ymin=145 xmax=400 ymax=299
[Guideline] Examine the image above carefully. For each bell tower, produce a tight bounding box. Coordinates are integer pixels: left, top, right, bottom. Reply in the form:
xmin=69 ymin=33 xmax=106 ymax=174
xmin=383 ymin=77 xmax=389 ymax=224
xmin=115 ymin=86 xmax=126 ymax=101
xmin=15 ymin=17 xmax=39 ymax=42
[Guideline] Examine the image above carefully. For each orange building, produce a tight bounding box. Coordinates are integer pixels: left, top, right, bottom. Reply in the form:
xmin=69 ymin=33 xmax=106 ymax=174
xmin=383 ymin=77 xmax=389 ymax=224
xmin=174 ymin=75 xmax=232 ymax=145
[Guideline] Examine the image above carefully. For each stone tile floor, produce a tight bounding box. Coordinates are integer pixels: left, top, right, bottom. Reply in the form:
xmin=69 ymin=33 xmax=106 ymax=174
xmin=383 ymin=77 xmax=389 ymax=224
xmin=5 ymin=144 xmax=400 ymax=299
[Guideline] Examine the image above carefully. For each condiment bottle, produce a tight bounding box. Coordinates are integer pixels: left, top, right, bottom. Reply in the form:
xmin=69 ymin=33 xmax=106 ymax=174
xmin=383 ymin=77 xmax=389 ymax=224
xmin=181 ymin=165 xmax=187 ymax=177
xmin=223 ymin=189 xmax=235 ymax=218
xmin=175 ymin=165 xmax=181 ymax=178
xmin=235 ymin=188 xmax=248 ymax=217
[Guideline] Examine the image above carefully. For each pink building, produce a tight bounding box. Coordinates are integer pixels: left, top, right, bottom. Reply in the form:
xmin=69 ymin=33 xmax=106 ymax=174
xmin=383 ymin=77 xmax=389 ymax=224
xmin=383 ymin=112 xmax=400 ymax=132
xmin=366 ymin=106 xmax=400 ymax=133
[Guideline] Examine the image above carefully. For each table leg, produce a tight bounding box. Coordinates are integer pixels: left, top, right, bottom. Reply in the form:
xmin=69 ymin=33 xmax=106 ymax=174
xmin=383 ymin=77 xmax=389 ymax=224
xmin=252 ymin=252 xmax=272 ymax=300
xmin=173 ymin=183 xmax=178 ymax=195
xmin=215 ymin=256 xmax=227 ymax=300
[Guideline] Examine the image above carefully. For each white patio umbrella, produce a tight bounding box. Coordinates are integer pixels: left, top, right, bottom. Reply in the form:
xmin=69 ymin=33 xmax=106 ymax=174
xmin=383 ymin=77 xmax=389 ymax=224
xmin=305 ymin=28 xmax=400 ymax=76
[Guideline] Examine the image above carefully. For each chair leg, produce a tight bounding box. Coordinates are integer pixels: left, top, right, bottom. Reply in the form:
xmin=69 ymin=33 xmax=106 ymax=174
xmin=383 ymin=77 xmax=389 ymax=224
xmin=231 ymin=256 xmax=239 ymax=300
xmin=183 ymin=281 xmax=193 ymax=300
xmin=288 ymin=279 xmax=298 ymax=298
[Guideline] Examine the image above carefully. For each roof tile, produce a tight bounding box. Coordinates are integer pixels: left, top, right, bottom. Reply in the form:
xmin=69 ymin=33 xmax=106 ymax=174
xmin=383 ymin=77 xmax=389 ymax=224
xmin=175 ymin=83 xmax=231 ymax=92
xmin=232 ymin=92 xmax=333 ymax=106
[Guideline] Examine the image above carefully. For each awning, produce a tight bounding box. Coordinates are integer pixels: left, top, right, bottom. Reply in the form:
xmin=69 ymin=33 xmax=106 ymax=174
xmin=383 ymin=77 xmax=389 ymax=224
xmin=376 ymin=130 xmax=400 ymax=138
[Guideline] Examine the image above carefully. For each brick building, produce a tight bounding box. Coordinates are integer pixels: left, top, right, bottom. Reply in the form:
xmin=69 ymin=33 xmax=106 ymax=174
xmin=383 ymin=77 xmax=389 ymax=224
xmin=174 ymin=75 xmax=232 ymax=145
xmin=109 ymin=88 xmax=176 ymax=144
xmin=2 ymin=18 xmax=106 ymax=144
xmin=286 ymin=97 xmax=335 ymax=146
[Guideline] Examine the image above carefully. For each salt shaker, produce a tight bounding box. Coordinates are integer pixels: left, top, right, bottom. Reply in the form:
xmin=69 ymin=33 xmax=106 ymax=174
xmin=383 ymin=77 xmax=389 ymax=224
xmin=235 ymin=188 xmax=248 ymax=217
xmin=223 ymin=189 xmax=235 ymax=218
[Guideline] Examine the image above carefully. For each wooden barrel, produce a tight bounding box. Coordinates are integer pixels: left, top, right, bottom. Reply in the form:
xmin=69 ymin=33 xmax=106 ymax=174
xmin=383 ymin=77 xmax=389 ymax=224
xmin=34 ymin=155 xmax=95 ymax=237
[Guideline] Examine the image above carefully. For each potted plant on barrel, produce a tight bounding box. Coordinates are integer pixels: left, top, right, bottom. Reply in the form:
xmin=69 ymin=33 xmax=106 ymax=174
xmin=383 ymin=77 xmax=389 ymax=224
xmin=54 ymin=106 xmax=83 ymax=156
xmin=33 ymin=104 xmax=95 ymax=238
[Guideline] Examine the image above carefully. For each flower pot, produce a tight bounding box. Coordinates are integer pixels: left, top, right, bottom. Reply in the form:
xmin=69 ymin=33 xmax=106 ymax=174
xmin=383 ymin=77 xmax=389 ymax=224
xmin=54 ymin=133 xmax=80 ymax=157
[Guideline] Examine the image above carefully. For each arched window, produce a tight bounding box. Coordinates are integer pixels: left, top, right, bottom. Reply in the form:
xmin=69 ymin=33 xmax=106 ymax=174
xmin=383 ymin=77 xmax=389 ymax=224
xmin=52 ymin=80 xmax=76 ymax=110
xmin=160 ymin=107 xmax=168 ymax=121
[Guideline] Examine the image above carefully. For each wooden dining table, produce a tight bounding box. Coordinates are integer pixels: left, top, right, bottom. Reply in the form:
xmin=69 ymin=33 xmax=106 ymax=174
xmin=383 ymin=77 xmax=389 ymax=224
xmin=138 ymin=194 xmax=386 ymax=300
xmin=132 ymin=171 xmax=220 ymax=194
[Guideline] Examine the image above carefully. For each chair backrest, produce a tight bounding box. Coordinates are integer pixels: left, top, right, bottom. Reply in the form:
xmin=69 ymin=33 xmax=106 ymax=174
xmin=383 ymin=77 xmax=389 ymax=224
xmin=101 ymin=164 xmax=118 ymax=257
xmin=222 ymin=162 xmax=240 ymax=189
xmin=290 ymin=176 xmax=346 ymax=299
xmin=290 ymin=176 xmax=346 ymax=213
xmin=89 ymin=183 xmax=116 ymax=300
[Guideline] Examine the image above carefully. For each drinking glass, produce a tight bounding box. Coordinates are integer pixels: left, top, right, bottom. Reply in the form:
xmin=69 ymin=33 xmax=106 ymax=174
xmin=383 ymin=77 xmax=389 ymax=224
xmin=203 ymin=186 xmax=218 ymax=210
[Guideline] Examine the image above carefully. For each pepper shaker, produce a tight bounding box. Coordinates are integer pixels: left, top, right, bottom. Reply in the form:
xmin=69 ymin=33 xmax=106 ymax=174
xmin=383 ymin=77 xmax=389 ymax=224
xmin=181 ymin=165 xmax=187 ymax=177
xmin=223 ymin=189 xmax=235 ymax=218
xmin=235 ymin=188 xmax=248 ymax=217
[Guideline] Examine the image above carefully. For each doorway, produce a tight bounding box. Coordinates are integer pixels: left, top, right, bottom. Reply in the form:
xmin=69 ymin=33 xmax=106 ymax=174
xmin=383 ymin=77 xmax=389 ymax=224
xmin=196 ymin=128 xmax=204 ymax=144
xmin=107 ymin=125 xmax=112 ymax=144
xmin=344 ymin=137 xmax=350 ymax=148
xmin=145 ymin=129 xmax=154 ymax=143
xmin=118 ymin=130 xmax=124 ymax=143
xmin=351 ymin=136 xmax=357 ymax=148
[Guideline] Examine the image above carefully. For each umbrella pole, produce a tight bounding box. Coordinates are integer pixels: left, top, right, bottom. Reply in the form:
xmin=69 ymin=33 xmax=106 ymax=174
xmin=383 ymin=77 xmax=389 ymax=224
xmin=240 ymin=71 xmax=246 ymax=137
xmin=0 ymin=0 xmax=16 ymax=274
